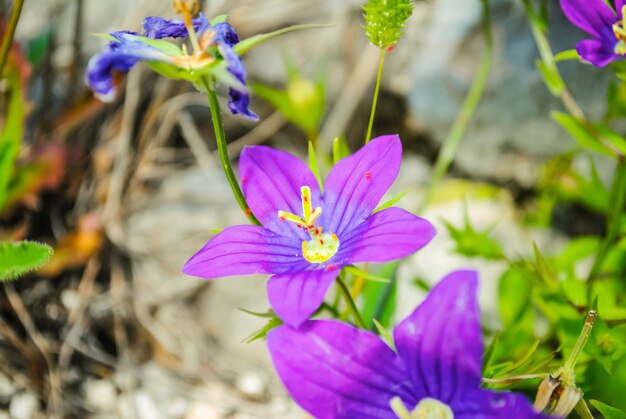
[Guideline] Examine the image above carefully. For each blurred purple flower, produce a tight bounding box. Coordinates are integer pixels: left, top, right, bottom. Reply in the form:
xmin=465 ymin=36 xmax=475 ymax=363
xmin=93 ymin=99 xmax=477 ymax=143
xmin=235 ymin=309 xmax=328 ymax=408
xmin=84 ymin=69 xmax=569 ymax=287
xmin=183 ymin=135 xmax=435 ymax=327
xmin=560 ymin=0 xmax=626 ymax=67
xmin=85 ymin=14 xmax=257 ymax=119
xmin=267 ymin=270 xmax=545 ymax=419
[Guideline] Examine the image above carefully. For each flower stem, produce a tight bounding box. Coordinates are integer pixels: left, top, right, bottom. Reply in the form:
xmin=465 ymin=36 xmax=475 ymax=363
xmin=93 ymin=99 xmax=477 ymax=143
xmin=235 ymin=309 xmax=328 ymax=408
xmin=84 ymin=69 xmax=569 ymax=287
xmin=588 ymin=161 xmax=626 ymax=285
xmin=364 ymin=50 xmax=386 ymax=144
xmin=0 ymin=0 xmax=24 ymax=75
xmin=336 ymin=274 xmax=366 ymax=329
xmin=420 ymin=0 xmax=492 ymax=212
xmin=205 ymin=80 xmax=261 ymax=225
xmin=564 ymin=309 xmax=597 ymax=372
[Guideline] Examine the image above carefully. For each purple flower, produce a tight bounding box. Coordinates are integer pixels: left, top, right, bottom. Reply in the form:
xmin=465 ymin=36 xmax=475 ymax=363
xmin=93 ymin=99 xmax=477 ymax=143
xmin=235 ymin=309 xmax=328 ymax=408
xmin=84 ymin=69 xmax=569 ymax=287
xmin=267 ymin=270 xmax=545 ymax=419
xmin=560 ymin=0 xmax=626 ymax=67
xmin=85 ymin=14 xmax=257 ymax=119
xmin=183 ymin=135 xmax=436 ymax=327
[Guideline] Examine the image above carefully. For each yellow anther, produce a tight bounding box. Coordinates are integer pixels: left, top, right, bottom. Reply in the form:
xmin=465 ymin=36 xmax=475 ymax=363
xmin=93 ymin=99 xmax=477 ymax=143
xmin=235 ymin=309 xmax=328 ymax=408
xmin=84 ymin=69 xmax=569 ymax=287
xmin=301 ymin=186 xmax=312 ymax=221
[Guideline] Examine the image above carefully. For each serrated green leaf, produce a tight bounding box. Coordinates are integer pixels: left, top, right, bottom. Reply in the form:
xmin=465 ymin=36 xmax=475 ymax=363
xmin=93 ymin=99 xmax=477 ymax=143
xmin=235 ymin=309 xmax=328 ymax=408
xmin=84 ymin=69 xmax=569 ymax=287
xmin=443 ymin=216 xmax=504 ymax=260
xmin=373 ymin=189 xmax=410 ymax=213
xmin=233 ymin=24 xmax=333 ymax=56
xmin=590 ymin=400 xmax=626 ymax=418
xmin=0 ymin=241 xmax=53 ymax=281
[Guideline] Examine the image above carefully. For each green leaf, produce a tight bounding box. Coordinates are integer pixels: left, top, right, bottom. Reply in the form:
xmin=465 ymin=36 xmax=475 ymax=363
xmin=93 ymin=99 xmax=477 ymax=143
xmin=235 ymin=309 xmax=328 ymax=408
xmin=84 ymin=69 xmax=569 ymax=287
xmin=590 ymin=400 xmax=626 ymax=418
xmin=0 ymin=74 xmax=23 ymax=211
xmin=373 ymin=189 xmax=410 ymax=213
xmin=242 ymin=317 xmax=282 ymax=343
xmin=553 ymin=48 xmax=579 ymax=62
xmin=307 ymin=141 xmax=323 ymax=191
xmin=210 ymin=14 xmax=228 ymax=25
xmin=552 ymin=111 xmax=615 ymax=157
xmin=234 ymin=24 xmax=334 ymax=56
xmin=0 ymin=241 xmax=53 ymax=281
xmin=372 ymin=319 xmax=395 ymax=350
xmin=536 ymin=60 xmax=565 ymax=95
xmin=498 ymin=267 xmax=532 ymax=327
xmin=332 ymin=136 xmax=350 ymax=164
xmin=443 ymin=211 xmax=505 ymax=260
xmin=360 ymin=262 xmax=398 ymax=329
xmin=343 ymin=265 xmax=390 ymax=283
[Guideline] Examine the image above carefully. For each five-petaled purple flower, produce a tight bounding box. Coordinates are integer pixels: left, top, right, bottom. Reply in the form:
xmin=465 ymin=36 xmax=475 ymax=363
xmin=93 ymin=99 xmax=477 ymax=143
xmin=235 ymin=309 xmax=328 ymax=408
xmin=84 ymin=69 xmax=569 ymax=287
xmin=267 ymin=270 xmax=545 ymax=419
xmin=86 ymin=13 xmax=257 ymax=119
xmin=560 ymin=0 xmax=626 ymax=67
xmin=183 ymin=135 xmax=436 ymax=327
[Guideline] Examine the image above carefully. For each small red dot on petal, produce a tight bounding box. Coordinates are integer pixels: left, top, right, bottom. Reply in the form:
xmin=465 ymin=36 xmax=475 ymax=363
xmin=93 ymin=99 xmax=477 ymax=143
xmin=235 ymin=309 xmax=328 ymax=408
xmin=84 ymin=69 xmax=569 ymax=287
xmin=365 ymin=171 xmax=372 ymax=181
xmin=241 ymin=176 xmax=247 ymax=183
xmin=325 ymin=264 xmax=338 ymax=272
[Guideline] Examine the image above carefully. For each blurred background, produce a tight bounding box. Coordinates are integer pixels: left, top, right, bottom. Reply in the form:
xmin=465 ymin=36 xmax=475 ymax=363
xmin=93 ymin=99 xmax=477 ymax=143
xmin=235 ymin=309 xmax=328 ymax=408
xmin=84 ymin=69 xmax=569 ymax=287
xmin=0 ymin=0 xmax=614 ymax=417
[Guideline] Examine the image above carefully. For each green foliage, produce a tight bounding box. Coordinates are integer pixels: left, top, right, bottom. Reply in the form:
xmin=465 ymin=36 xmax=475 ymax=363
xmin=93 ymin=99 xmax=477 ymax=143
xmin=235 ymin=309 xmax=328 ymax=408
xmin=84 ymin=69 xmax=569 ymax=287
xmin=360 ymin=262 xmax=398 ymax=329
xmin=0 ymin=241 xmax=53 ymax=281
xmin=0 ymin=73 xmax=23 ymax=212
xmin=373 ymin=189 xmax=409 ymax=213
xmin=307 ymin=141 xmax=323 ymax=192
xmin=332 ymin=136 xmax=350 ymax=164
xmin=443 ymin=207 xmax=505 ymax=260
xmin=363 ymin=0 xmax=413 ymax=50
xmin=590 ymin=400 xmax=626 ymax=419
xmin=251 ymin=60 xmax=325 ymax=138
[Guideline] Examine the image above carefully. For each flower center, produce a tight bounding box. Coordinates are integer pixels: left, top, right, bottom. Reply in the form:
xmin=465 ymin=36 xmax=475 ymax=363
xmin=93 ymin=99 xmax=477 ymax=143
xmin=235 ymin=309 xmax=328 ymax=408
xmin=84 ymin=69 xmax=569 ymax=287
xmin=277 ymin=186 xmax=339 ymax=263
xmin=390 ymin=397 xmax=454 ymax=419
xmin=613 ymin=6 xmax=626 ymax=55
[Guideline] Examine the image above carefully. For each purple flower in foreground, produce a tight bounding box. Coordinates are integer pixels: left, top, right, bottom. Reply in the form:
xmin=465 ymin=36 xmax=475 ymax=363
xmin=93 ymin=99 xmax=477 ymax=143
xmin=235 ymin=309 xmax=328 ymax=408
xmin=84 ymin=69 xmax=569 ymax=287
xmin=183 ymin=135 xmax=436 ymax=327
xmin=86 ymin=14 xmax=257 ymax=119
xmin=268 ymin=270 xmax=545 ymax=419
xmin=560 ymin=0 xmax=626 ymax=67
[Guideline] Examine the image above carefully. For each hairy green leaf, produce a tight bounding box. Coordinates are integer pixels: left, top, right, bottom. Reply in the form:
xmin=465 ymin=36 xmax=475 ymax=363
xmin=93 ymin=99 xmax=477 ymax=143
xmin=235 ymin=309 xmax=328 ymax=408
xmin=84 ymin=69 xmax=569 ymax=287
xmin=0 ymin=241 xmax=53 ymax=281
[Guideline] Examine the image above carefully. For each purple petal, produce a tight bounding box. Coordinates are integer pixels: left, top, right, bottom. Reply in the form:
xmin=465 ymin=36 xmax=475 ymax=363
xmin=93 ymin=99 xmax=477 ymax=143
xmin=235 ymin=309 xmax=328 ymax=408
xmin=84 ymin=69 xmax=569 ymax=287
xmin=617 ymin=0 xmax=626 ymax=18
xmin=214 ymin=22 xmax=240 ymax=47
xmin=142 ymin=13 xmax=210 ymax=39
xmin=267 ymin=268 xmax=339 ymax=327
xmin=453 ymin=389 xmax=544 ymax=419
xmin=267 ymin=321 xmax=416 ymax=418
xmin=393 ymin=270 xmax=483 ymax=404
xmin=182 ymin=225 xmax=303 ymax=278
xmin=239 ymin=146 xmax=321 ymax=238
xmin=220 ymin=45 xmax=258 ymax=120
xmin=322 ymin=135 xmax=402 ymax=238
xmin=85 ymin=32 xmax=169 ymax=101
xmin=560 ymin=0 xmax=616 ymax=39
xmin=337 ymin=207 xmax=436 ymax=264
xmin=576 ymin=38 xmax=622 ymax=67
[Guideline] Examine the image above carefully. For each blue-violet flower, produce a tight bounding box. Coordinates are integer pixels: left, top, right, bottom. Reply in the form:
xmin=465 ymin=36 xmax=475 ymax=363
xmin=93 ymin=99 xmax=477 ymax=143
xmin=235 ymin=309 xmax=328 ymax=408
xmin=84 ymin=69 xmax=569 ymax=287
xmin=560 ymin=0 xmax=626 ymax=67
xmin=183 ymin=135 xmax=436 ymax=327
xmin=268 ymin=270 xmax=546 ymax=418
xmin=85 ymin=13 xmax=257 ymax=119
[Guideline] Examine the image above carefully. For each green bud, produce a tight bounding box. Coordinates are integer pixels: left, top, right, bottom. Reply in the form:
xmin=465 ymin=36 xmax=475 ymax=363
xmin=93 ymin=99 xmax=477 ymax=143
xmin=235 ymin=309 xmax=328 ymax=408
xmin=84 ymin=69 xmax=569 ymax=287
xmin=363 ymin=0 xmax=414 ymax=50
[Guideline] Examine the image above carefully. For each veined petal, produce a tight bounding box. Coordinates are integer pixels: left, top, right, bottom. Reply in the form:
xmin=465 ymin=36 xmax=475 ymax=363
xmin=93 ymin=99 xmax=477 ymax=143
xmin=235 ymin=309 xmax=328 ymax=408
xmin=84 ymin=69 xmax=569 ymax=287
xmin=393 ymin=271 xmax=483 ymax=404
xmin=85 ymin=33 xmax=170 ymax=101
xmin=267 ymin=268 xmax=339 ymax=327
xmin=338 ymin=207 xmax=436 ymax=264
xmin=182 ymin=225 xmax=302 ymax=278
xmin=322 ymin=135 xmax=402 ymax=237
xmin=142 ymin=13 xmax=210 ymax=39
xmin=453 ymin=389 xmax=543 ymax=419
xmin=239 ymin=146 xmax=321 ymax=238
xmin=576 ymin=38 xmax=622 ymax=67
xmin=267 ymin=321 xmax=415 ymax=419
xmin=560 ymin=0 xmax=616 ymax=39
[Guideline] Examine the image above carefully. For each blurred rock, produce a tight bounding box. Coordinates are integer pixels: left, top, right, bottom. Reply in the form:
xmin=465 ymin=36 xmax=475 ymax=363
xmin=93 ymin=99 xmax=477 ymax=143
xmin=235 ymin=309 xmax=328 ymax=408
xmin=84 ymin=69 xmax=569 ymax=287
xmin=235 ymin=372 xmax=266 ymax=401
xmin=0 ymin=372 xmax=16 ymax=401
xmin=9 ymin=392 xmax=39 ymax=419
xmin=84 ymin=379 xmax=117 ymax=412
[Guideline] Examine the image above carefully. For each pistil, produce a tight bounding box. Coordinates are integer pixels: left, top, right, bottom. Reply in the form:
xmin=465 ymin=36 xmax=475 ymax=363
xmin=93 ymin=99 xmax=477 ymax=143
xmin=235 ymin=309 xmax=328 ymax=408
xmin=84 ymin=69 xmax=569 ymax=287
xmin=173 ymin=0 xmax=203 ymax=53
xmin=278 ymin=186 xmax=339 ymax=263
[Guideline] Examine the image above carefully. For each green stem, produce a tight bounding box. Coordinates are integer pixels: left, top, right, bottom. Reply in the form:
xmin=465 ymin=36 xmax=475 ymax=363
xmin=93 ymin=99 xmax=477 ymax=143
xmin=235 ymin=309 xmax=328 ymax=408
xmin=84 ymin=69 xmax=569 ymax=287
xmin=0 ymin=0 xmax=24 ymax=75
xmin=364 ymin=50 xmax=386 ymax=144
xmin=205 ymin=80 xmax=261 ymax=225
xmin=420 ymin=0 xmax=492 ymax=212
xmin=336 ymin=274 xmax=366 ymax=329
xmin=588 ymin=161 xmax=626 ymax=284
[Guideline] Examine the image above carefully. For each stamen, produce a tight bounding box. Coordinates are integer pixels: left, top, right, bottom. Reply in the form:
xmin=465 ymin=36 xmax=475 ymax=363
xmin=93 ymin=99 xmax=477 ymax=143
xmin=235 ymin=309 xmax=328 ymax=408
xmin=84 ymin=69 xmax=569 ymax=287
xmin=172 ymin=0 xmax=202 ymax=53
